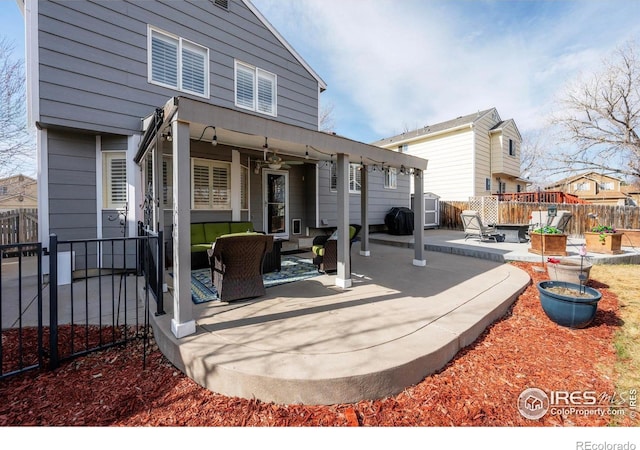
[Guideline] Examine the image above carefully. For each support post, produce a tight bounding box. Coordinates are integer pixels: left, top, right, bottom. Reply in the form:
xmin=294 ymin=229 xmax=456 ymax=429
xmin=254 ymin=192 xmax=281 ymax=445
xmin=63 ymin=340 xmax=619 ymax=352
xmin=413 ymin=169 xmax=426 ymax=266
xmin=359 ymin=165 xmax=370 ymax=257
xmin=335 ymin=153 xmax=351 ymax=288
xmin=171 ymin=119 xmax=196 ymax=338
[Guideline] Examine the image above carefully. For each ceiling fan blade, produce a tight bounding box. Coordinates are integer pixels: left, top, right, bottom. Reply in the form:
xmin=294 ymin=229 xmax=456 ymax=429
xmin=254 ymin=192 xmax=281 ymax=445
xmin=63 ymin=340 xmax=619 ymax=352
xmin=282 ymin=160 xmax=304 ymax=165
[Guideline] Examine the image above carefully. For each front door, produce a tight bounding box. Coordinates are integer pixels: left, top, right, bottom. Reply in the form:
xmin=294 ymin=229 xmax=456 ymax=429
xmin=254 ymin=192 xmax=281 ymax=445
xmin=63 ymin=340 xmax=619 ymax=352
xmin=263 ymin=170 xmax=289 ymax=238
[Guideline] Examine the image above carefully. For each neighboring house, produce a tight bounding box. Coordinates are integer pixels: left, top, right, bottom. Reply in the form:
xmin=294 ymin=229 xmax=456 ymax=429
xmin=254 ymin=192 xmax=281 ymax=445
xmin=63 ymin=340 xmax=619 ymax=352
xmin=0 ymin=174 xmax=38 ymax=211
xmin=545 ymin=172 xmax=635 ymax=205
xmin=372 ymin=108 xmax=524 ymax=201
xmin=19 ymin=0 xmax=427 ymax=337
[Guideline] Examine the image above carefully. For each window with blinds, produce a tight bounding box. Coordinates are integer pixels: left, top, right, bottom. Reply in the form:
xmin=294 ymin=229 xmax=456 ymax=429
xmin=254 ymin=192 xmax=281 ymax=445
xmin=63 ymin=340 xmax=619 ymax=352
xmin=104 ymin=152 xmax=127 ymax=209
xmin=235 ymin=61 xmax=276 ymax=116
xmin=384 ymin=167 xmax=397 ymax=189
xmin=240 ymin=165 xmax=249 ymax=210
xmin=191 ymin=159 xmax=231 ymax=210
xmin=149 ymin=27 xmax=209 ymax=98
xmin=330 ymin=163 xmax=361 ymax=193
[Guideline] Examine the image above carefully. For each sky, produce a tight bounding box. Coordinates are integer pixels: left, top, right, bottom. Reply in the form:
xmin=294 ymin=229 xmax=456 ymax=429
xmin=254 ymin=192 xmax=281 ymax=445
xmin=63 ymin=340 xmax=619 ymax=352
xmin=2 ymin=0 xmax=640 ymax=147
xmin=251 ymin=0 xmax=640 ymax=145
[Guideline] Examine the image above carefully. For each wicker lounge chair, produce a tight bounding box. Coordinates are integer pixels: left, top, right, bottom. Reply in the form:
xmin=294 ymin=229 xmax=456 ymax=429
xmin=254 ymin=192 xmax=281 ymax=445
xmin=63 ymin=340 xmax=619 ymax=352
xmin=312 ymin=224 xmax=362 ymax=273
xmin=209 ymin=233 xmax=274 ymax=302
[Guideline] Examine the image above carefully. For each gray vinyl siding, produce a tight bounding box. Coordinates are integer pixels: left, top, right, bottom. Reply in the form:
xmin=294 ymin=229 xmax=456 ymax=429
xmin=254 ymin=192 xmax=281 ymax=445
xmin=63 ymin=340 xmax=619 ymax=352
xmin=317 ymin=166 xmax=411 ymax=227
xmin=37 ymin=0 xmax=320 ymax=135
xmin=48 ymin=130 xmax=97 ymax=269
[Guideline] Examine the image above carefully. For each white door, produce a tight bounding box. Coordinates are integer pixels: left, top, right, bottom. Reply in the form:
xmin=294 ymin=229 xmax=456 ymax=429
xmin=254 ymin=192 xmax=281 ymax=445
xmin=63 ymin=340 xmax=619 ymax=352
xmin=263 ymin=170 xmax=289 ymax=238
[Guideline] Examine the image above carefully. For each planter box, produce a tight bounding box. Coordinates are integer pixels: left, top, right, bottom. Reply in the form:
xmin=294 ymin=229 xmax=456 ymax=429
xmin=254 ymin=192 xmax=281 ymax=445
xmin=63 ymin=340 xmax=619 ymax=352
xmin=618 ymin=229 xmax=640 ymax=248
xmin=584 ymin=231 xmax=623 ymax=255
xmin=528 ymin=233 xmax=567 ymax=256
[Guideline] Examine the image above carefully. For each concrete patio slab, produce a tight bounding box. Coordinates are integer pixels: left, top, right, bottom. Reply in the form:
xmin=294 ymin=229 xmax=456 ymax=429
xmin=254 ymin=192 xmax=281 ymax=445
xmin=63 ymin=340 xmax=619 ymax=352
xmin=150 ymin=241 xmax=530 ymax=405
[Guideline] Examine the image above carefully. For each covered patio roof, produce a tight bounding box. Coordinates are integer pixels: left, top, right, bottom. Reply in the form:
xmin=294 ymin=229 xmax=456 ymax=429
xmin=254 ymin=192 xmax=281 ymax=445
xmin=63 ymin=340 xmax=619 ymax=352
xmin=136 ymin=96 xmax=429 ymax=339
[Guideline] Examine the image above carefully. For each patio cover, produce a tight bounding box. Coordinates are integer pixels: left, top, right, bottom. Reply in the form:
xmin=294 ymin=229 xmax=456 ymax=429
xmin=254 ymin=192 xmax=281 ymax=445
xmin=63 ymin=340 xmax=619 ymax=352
xmin=136 ymin=96 xmax=428 ymax=338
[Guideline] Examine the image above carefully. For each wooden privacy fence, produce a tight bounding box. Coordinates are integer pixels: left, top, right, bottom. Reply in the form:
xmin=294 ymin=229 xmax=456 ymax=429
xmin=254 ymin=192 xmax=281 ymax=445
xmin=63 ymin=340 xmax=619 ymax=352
xmin=440 ymin=201 xmax=640 ymax=237
xmin=0 ymin=208 xmax=38 ymax=246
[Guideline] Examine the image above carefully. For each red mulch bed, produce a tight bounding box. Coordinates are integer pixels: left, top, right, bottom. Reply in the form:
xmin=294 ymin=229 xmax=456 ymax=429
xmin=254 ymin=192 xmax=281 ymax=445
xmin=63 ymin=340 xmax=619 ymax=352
xmin=0 ymin=262 xmax=635 ymax=426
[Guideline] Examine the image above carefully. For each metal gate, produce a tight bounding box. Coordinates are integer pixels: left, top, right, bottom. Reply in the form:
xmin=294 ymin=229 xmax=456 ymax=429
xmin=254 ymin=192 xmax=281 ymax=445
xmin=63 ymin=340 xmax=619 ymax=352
xmin=0 ymin=232 xmax=162 ymax=380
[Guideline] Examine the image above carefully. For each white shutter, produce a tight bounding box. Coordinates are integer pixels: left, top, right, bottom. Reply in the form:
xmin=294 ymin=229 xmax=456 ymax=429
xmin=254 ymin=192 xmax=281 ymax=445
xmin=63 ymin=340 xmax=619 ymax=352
xmin=236 ymin=63 xmax=255 ymax=109
xmin=182 ymin=44 xmax=206 ymax=95
xmin=151 ymin=32 xmax=178 ymax=87
xmin=257 ymin=69 xmax=275 ymax=115
xmin=192 ymin=163 xmax=210 ymax=209
xmin=349 ymin=164 xmax=361 ymax=193
xmin=211 ymin=165 xmax=230 ymax=209
xmin=162 ymin=157 xmax=173 ymax=208
xmin=104 ymin=152 xmax=127 ymax=209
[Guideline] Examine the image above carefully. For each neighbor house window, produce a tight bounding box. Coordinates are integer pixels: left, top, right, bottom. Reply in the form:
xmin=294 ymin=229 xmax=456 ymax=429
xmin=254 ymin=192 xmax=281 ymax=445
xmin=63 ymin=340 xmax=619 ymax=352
xmin=148 ymin=27 xmax=209 ymax=98
xmin=516 ymin=184 xmax=522 ymax=193
xmin=575 ymin=182 xmax=589 ymax=191
xmin=330 ymin=163 xmax=361 ymax=193
xmin=191 ymin=158 xmax=230 ymax=210
xmin=384 ymin=167 xmax=397 ymax=189
xmin=600 ymin=182 xmax=614 ymax=191
xmin=235 ymin=61 xmax=276 ymax=116
xmin=485 ymin=178 xmax=491 ymax=191
xmin=398 ymin=144 xmax=408 ymax=153
xmin=0 ymin=186 xmax=7 ymax=196
xmin=508 ymin=139 xmax=516 ymax=156
xmin=103 ymin=152 xmax=127 ymax=209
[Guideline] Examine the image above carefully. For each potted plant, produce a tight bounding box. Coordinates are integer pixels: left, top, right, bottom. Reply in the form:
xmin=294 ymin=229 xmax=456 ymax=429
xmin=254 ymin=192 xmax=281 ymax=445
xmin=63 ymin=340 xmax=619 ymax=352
xmin=528 ymin=225 xmax=568 ymax=256
xmin=584 ymin=224 xmax=624 ymax=254
xmin=537 ymin=246 xmax=601 ymax=328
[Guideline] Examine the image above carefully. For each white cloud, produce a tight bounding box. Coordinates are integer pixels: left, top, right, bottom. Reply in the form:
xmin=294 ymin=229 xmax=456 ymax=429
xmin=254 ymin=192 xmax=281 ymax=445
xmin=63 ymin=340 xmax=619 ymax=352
xmin=253 ymin=0 xmax=640 ymax=142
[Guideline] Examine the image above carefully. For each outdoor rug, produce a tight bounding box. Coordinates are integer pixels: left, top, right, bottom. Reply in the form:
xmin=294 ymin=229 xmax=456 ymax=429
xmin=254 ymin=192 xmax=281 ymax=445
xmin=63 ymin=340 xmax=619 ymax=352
xmin=190 ymin=255 xmax=319 ymax=304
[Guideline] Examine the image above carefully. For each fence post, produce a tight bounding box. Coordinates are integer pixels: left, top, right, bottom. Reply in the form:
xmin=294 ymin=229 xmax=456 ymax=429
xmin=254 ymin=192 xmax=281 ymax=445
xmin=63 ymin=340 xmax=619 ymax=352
xmin=48 ymin=233 xmax=59 ymax=370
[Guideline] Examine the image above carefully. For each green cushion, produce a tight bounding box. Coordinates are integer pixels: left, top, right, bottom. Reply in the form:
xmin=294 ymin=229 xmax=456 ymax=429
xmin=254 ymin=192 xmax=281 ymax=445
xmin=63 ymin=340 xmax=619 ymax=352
xmin=191 ymin=243 xmax=213 ymax=253
xmin=312 ymin=244 xmax=325 ymax=256
xmin=229 ymin=222 xmax=254 ymax=234
xmin=204 ymin=222 xmax=230 ymax=243
xmin=349 ymin=226 xmax=356 ymax=239
xmin=217 ymin=231 xmax=259 ymax=240
xmin=190 ymin=223 xmax=206 ymax=245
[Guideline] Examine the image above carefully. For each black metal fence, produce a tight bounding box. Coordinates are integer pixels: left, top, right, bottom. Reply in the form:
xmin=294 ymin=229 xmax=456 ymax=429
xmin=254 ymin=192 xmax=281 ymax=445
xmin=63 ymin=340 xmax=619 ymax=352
xmin=0 ymin=231 xmax=163 ymax=380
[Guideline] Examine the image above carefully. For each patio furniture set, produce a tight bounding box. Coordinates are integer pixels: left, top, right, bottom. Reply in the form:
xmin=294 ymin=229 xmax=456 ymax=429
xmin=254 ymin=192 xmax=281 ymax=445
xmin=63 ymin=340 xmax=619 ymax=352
xmin=192 ymin=221 xmax=361 ymax=302
xmin=460 ymin=210 xmax=573 ymax=244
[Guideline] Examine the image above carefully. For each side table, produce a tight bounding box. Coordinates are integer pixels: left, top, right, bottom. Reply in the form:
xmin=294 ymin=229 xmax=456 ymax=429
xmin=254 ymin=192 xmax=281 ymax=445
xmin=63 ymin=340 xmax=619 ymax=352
xmin=262 ymin=238 xmax=282 ymax=273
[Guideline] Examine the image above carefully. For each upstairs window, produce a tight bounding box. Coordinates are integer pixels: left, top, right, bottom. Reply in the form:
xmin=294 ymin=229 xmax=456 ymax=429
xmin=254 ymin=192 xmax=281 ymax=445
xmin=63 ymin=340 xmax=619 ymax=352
xmin=103 ymin=152 xmax=127 ymax=209
xmin=149 ymin=27 xmax=209 ymax=98
xmin=235 ymin=61 xmax=277 ymax=116
xmin=600 ymin=182 xmax=614 ymax=191
xmin=575 ymin=182 xmax=589 ymax=191
xmin=508 ymin=139 xmax=516 ymax=156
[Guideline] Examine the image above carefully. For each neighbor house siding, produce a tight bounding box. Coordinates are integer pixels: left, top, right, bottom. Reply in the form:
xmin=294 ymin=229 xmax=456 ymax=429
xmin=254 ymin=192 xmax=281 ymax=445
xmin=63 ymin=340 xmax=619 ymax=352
xmin=407 ymin=130 xmax=475 ymax=201
xmin=36 ymin=0 xmax=320 ymax=136
xmin=472 ymin=112 xmax=495 ymax=196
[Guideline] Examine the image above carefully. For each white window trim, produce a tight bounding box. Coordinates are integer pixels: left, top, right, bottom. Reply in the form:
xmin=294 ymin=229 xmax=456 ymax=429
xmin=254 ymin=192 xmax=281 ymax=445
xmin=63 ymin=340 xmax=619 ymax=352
xmin=191 ymin=158 xmax=231 ymax=210
xmin=147 ymin=26 xmax=209 ymax=98
xmin=103 ymin=151 xmax=127 ymax=210
xmin=234 ymin=60 xmax=277 ymax=117
xmin=384 ymin=167 xmax=397 ymax=189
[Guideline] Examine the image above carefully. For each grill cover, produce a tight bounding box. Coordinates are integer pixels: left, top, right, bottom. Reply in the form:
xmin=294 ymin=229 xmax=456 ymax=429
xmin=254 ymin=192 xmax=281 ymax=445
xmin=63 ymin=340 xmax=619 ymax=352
xmin=385 ymin=207 xmax=414 ymax=235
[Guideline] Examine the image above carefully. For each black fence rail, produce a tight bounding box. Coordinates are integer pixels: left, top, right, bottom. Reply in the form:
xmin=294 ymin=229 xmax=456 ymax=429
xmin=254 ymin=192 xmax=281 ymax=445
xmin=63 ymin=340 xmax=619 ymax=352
xmin=0 ymin=242 xmax=43 ymax=380
xmin=0 ymin=231 xmax=162 ymax=379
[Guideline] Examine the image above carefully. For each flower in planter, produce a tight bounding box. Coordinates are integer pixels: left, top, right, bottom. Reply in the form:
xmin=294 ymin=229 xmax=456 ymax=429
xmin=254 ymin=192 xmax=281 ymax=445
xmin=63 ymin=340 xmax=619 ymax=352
xmin=591 ymin=224 xmax=617 ymax=243
xmin=533 ymin=225 xmax=562 ymax=234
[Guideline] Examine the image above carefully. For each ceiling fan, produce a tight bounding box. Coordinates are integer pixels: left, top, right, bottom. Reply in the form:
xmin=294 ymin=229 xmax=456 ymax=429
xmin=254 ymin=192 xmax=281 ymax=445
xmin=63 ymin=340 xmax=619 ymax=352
xmin=258 ymin=138 xmax=305 ymax=170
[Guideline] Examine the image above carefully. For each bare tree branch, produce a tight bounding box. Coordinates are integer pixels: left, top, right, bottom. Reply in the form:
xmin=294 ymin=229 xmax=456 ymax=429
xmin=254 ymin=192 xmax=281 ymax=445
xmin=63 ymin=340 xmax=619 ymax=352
xmin=0 ymin=36 xmax=34 ymax=177
xmin=319 ymin=101 xmax=336 ymax=133
xmin=551 ymin=39 xmax=640 ymax=179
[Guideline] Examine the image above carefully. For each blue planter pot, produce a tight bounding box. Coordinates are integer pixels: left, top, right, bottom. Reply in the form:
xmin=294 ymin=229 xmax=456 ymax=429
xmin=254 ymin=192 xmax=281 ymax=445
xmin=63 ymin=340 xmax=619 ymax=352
xmin=537 ymin=281 xmax=602 ymax=328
